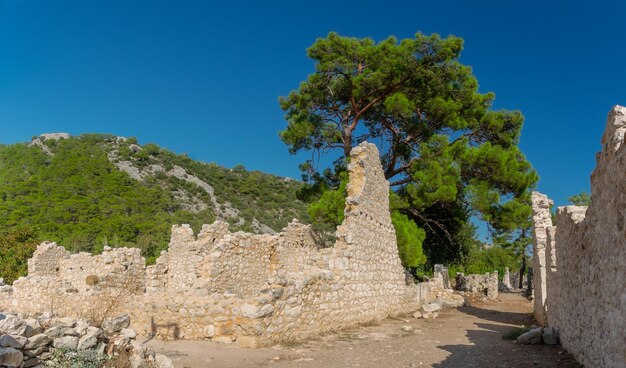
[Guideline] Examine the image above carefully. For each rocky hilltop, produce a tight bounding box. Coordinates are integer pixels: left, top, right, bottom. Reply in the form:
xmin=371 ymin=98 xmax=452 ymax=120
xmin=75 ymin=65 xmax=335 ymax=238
xmin=0 ymin=133 xmax=308 ymax=267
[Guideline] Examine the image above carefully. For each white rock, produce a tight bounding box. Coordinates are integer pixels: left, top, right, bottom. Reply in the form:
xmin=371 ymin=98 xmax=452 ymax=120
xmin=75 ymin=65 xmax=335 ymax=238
xmin=122 ymin=328 xmax=137 ymax=339
xmin=420 ymin=303 xmax=442 ymax=314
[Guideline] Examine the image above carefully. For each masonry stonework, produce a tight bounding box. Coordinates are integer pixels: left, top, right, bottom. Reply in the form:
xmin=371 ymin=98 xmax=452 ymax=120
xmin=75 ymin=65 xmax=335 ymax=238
xmin=531 ymin=106 xmax=626 ymax=367
xmin=0 ymin=142 xmax=448 ymax=347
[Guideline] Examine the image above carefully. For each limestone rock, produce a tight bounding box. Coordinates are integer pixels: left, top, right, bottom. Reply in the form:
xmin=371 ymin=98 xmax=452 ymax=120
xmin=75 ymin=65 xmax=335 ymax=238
xmin=48 ymin=317 xmax=75 ymax=328
xmin=24 ymin=334 xmax=51 ymax=349
xmin=23 ymin=319 xmax=42 ymax=338
xmin=77 ymin=327 xmax=102 ymax=350
xmin=44 ymin=326 xmax=78 ymax=338
xmin=52 ymin=335 xmax=79 ymax=350
xmin=420 ymin=303 xmax=441 ymax=314
xmin=0 ymin=347 xmax=23 ymax=367
xmin=0 ymin=334 xmax=27 ymax=349
xmin=517 ymin=327 xmax=543 ymax=345
xmin=103 ymin=314 xmax=131 ymax=333
xmin=154 ymin=353 xmax=174 ymax=368
xmin=122 ymin=328 xmax=137 ymax=339
xmin=412 ymin=311 xmax=422 ymax=319
xmin=0 ymin=315 xmax=26 ymax=336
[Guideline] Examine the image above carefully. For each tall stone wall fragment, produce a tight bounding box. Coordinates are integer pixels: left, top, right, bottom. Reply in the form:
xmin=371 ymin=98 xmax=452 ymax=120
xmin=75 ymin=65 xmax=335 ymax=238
xmin=530 ymin=191 xmax=553 ymax=326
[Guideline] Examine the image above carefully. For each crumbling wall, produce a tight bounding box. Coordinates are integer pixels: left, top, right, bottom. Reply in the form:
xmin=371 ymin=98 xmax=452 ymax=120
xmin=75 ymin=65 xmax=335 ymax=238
xmin=454 ymin=272 xmax=498 ymax=299
xmin=2 ymin=142 xmax=447 ymax=346
xmin=532 ymin=106 xmax=626 ymax=367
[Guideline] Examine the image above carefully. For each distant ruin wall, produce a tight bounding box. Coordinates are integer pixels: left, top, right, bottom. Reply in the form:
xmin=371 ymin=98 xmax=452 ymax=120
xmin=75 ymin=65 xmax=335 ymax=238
xmin=1 ymin=142 xmax=443 ymax=347
xmin=531 ymin=106 xmax=626 ymax=367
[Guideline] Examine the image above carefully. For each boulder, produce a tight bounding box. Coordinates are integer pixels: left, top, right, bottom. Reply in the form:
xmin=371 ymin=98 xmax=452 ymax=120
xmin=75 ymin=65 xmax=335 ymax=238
xmin=103 ymin=314 xmax=131 ymax=333
xmin=0 ymin=346 xmax=23 ymax=367
xmin=420 ymin=303 xmax=442 ymax=314
xmin=542 ymin=327 xmax=559 ymax=345
xmin=517 ymin=327 xmax=543 ymax=345
xmin=0 ymin=334 xmax=27 ymax=349
xmin=53 ymin=336 xmax=79 ymax=350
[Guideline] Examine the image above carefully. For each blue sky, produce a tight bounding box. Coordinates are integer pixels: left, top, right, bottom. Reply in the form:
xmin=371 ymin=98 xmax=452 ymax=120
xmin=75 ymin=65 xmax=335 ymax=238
xmin=1 ymin=0 xmax=625 ymax=208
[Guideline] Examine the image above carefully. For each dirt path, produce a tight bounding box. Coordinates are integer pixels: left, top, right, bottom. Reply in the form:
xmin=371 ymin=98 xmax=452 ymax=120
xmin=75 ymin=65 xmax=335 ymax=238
xmin=147 ymin=293 xmax=581 ymax=368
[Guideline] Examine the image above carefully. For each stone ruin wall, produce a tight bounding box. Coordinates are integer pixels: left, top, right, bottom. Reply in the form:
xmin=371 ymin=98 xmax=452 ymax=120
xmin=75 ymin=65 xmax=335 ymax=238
xmin=531 ymin=106 xmax=626 ymax=367
xmin=0 ymin=142 xmax=442 ymax=347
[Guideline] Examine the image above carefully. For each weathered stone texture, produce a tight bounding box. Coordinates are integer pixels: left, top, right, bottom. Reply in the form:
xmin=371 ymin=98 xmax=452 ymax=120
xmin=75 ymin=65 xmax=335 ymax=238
xmin=532 ymin=106 xmax=626 ymax=368
xmin=454 ymin=272 xmax=498 ymax=299
xmin=530 ymin=191 xmax=553 ymax=326
xmin=1 ymin=142 xmax=455 ymax=346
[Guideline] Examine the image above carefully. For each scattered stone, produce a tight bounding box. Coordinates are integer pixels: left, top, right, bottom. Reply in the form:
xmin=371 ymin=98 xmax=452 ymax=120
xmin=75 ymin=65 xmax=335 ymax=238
xmin=401 ymin=325 xmax=413 ymax=332
xmin=420 ymin=303 xmax=441 ymax=314
xmin=517 ymin=327 xmax=543 ymax=345
xmin=412 ymin=311 xmax=422 ymax=319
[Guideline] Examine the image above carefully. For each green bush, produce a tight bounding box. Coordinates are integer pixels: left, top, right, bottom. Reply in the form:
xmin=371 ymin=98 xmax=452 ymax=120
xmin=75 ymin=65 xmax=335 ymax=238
xmin=391 ymin=211 xmax=427 ymax=268
xmin=47 ymin=347 xmax=108 ymax=368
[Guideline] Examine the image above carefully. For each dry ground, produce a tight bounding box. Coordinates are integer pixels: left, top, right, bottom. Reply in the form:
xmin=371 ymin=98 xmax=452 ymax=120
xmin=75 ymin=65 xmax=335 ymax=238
xmin=146 ymin=293 xmax=581 ymax=368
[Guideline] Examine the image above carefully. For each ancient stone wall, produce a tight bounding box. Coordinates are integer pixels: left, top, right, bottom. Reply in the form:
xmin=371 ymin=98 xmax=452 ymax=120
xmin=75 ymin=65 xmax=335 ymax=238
xmin=531 ymin=106 xmax=626 ymax=367
xmin=1 ymin=142 xmax=446 ymax=347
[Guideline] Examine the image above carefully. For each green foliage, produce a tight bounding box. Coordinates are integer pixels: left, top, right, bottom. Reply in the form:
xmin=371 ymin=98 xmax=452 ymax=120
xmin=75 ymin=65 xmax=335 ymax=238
xmin=280 ymin=31 xmax=538 ymax=268
xmin=568 ymin=191 xmax=591 ymax=206
xmin=47 ymin=347 xmax=108 ymax=368
xmin=307 ymin=173 xmax=347 ymax=226
xmin=0 ymin=227 xmax=38 ymax=283
xmin=448 ymin=242 xmax=519 ymax=281
xmin=391 ymin=211 xmax=426 ymax=268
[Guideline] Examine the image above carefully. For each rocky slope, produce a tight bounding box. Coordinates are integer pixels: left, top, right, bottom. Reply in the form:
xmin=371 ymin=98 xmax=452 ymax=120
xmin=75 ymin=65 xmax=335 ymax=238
xmin=0 ymin=133 xmax=308 ymax=264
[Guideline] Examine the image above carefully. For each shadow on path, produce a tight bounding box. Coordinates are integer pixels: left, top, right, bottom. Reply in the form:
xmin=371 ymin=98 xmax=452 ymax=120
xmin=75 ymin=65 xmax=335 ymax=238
xmin=432 ymin=305 xmax=582 ymax=368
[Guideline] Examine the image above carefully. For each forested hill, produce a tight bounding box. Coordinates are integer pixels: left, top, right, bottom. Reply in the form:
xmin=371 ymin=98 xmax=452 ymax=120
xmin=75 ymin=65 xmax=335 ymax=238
xmin=0 ymin=133 xmax=309 ymax=265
